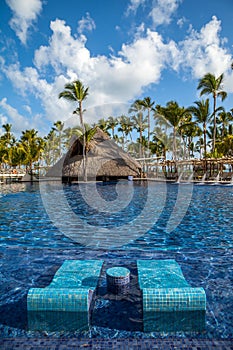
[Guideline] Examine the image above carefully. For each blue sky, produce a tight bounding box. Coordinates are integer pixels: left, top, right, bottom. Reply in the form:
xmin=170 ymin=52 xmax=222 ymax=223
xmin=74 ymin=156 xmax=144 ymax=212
xmin=0 ymin=0 xmax=233 ymax=137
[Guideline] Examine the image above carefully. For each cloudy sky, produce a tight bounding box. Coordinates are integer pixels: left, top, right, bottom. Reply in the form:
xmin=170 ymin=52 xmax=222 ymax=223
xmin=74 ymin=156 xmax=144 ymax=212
xmin=0 ymin=0 xmax=233 ymax=136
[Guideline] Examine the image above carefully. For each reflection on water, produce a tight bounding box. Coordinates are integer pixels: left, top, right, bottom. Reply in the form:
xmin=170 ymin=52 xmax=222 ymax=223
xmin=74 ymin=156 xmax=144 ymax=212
xmin=0 ymin=182 xmax=30 ymax=195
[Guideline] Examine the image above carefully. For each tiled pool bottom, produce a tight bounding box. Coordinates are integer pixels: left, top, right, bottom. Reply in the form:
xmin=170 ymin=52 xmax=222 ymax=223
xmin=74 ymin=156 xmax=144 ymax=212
xmin=0 ymin=247 xmax=232 ymax=342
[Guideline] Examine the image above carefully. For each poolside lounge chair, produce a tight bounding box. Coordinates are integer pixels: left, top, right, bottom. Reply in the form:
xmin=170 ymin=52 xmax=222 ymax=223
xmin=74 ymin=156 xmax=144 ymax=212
xmin=137 ymin=259 xmax=206 ymax=332
xmin=27 ymin=259 xmax=103 ymax=331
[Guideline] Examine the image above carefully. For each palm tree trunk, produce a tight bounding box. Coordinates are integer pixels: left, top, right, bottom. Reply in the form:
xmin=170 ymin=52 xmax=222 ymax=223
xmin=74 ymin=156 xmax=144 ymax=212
xmin=83 ymin=129 xmax=87 ymax=181
xmin=173 ymin=127 xmax=177 ymax=161
xmin=212 ymin=93 xmax=217 ymax=152
xmin=204 ymin=123 xmax=207 ymax=159
xmin=139 ymin=127 xmax=142 ymax=158
xmin=147 ymin=110 xmax=150 ymax=156
xmin=173 ymin=127 xmax=177 ymax=174
xmin=79 ymin=101 xmax=87 ymax=181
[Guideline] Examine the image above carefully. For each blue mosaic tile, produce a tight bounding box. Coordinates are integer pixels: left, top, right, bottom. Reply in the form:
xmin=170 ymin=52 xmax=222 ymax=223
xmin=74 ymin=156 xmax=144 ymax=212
xmin=27 ymin=260 xmax=104 ymax=313
xmin=106 ymin=266 xmax=130 ymax=294
xmin=106 ymin=267 xmax=130 ymax=277
xmin=27 ymin=310 xmax=89 ymax=332
xmin=27 ymin=288 xmax=91 ymax=312
xmin=137 ymin=260 xmax=206 ymax=312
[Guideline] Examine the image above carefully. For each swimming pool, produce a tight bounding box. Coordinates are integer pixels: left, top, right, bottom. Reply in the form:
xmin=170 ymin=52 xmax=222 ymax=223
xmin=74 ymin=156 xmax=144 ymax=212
xmin=0 ymin=181 xmax=232 ymax=339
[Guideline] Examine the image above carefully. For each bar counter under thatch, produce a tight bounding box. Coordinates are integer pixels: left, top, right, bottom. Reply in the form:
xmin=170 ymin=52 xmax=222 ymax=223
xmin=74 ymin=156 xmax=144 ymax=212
xmin=46 ymin=128 xmax=142 ymax=182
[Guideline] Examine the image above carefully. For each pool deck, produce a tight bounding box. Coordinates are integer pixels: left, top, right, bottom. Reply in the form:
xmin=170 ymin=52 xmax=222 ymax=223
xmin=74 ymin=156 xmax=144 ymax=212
xmin=1 ymin=337 xmax=233 ymax=349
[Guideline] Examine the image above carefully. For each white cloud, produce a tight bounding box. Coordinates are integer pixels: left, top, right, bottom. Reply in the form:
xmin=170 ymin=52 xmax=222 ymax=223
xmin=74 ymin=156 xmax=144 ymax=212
xmin=23 ymin=104 xmax=32 ymax=114
xmin=0 ymin=114 xmax=8 ymax=135
xmin=177 ymin=16 xmax=187 ymax=29
xmin=34 ymin=19 xmax=91 ymax=74
xmin=0 ymin=97 xmax=47 ymax=136
xmin=224 ymin=71 xmax=233 ymax=94
xmin=0 ymin=97 xmax=31 ymax=133
xmin=3 ymin=19 xmax=177 ymax=127
xmin=2 ymin=62 xmax=72 ymax=125
xmin=77 ymin=12 xmax=96 ymax=34
xmin=6 ymin=0 xmax=43 ymax=45
xmin=127 ymin=0 xmax=146 ymax=14
xmin=177 ymin=16 xmax=232 ymax=79
xmin=150 ymin=0 xmax=182 ymax=27
xmin=32 ymin=20 xmax=176 ymax=120
xmin=1 ymin=15 xmax=232 ymax=134
xmin=126 ymin=0 xmax=182 ymax=27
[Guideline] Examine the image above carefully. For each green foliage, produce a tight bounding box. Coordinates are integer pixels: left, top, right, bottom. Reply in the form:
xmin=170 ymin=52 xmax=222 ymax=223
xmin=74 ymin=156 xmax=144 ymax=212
xmin=0 ymin=72 xmax=232 ymax=172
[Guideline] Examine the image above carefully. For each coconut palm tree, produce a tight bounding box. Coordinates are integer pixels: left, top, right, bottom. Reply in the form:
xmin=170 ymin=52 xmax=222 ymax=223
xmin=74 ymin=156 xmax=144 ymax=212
xmin=107 ymin=116 xmax=118 ymax=138
xmin=178 ymin=116 xmax=201 ymax=159
xmin=151 ymin=129 xmax=171 ymax=160
xmin=188 ymin=99 xmax=211 ymax=159
xmin=217 ymin=109 xmax=233 ymax=140
xmin=53 ymin=121 xmax=64 ymax=158
xmin=59 ymin=80 xmax=89 ymax=181
xmin=0 ymin=123 xmax=16 ymax=168
xmin=197 ymin=73 xmax=227 ymax=152
xmin=2 ymin=123 xmax=12 ymax=142
xmin=18 ymin=129 xmax=44 ymax=178
xmin=155 ymin=101 xmax=189 ymax=162
xmin=117 ymin=115 xmax=133 ymax=151
xmin=129 ymin=99 xmax=147 ymax=158
xmin=97 ymin=118 xmax=109 ymax=134
xmin=138 ymin=97 xmax=155 ymax=156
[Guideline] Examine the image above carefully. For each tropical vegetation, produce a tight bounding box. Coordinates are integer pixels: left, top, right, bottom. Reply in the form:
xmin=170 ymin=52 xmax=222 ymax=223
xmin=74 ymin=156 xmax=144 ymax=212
xmin=0 ymin=73 xmax=233 ymax=174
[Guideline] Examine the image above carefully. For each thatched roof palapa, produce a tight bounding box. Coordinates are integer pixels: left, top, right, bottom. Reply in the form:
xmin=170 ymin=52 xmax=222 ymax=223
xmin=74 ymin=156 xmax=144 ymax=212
xmin=46 ymin=128 xmax=141 ymax=181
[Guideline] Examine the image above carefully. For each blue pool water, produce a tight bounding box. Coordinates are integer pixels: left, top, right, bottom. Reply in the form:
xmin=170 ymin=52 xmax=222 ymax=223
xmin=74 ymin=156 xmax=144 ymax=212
xmin=0 ymin=181 xmax=232 ymax=339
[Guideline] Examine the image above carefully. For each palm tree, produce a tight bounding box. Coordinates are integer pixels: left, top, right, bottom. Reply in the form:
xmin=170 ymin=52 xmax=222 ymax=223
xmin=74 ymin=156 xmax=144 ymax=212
xmin=53 ymin=121 xmax=64 ymax=158
xmin=195 ymin=137 xmax=204 ymax=159
xmin=155 ymin=101 xmax=188 ymax=162
xmin=97 ymin=118 xmax=109 ymax=134
xmin=107 ymin=116 xmax=118 ymax=138
xmin=82 ymin=125 xmax=97 ymax=153
xmin=197 ymin=73 xmax=227 ymax=152
xmin=188 ymin=99 xmax=211 ymax=159
xmin=18 ymin=129 xmax=44 ymax=178
xmin=129 ymin=99 xmax=147 ymax=158
xmin=59 ymin=80 xmax=89 ymax=181
xmin=139 ymin=97 xmax=155 ymax=156
xmin=179 ymin=116 xmax=201 ymax=159
xmin=151 ymin=128 xmax=171 ymax=160
xmin=117 ymin=115 xmax=133 ymax=151
xmin=2 ymin=124 xmax=12 ymax=143
xmin=217 ymin=109 xmax=233 ymax=140
xmin=0 ymin=124 xmax=16 ymax=168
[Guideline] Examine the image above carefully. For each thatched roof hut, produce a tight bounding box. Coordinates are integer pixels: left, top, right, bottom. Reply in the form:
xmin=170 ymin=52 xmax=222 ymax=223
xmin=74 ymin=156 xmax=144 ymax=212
xmin=46 ymin=128 xmax=142 ymax=181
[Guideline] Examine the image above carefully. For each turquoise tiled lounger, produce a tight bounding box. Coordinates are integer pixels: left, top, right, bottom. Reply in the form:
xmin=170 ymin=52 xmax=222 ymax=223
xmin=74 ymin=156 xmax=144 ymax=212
xmin=137 ymin=259 xmax=206 ymax=312
xmin=137 ymin=259 xmax=206 ymax=332
xmin=27 ymin=260 xmax=103 ymax=312
xmin=27 ymin=260 xmax=103 ymax=331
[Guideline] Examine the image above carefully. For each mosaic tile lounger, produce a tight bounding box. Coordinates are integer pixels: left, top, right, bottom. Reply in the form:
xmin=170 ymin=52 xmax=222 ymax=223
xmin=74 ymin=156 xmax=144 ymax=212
xmin=27 ymin=260 xmax=104 ymax=312
xmin=137 ymin=259 xmax=206 ymax=312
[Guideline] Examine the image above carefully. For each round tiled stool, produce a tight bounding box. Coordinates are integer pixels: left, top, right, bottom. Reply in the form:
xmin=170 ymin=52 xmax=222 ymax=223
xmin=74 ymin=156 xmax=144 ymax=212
xmin=106 ymin=267 xmax=130 ymax=294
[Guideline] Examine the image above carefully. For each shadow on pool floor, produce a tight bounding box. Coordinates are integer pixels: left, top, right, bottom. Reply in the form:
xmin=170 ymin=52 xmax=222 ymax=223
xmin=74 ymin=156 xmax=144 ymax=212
xmin=0 ymin=297 xmax=28 ymax=330
xmin=91 ymin=262 xmax=143 ymax=332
